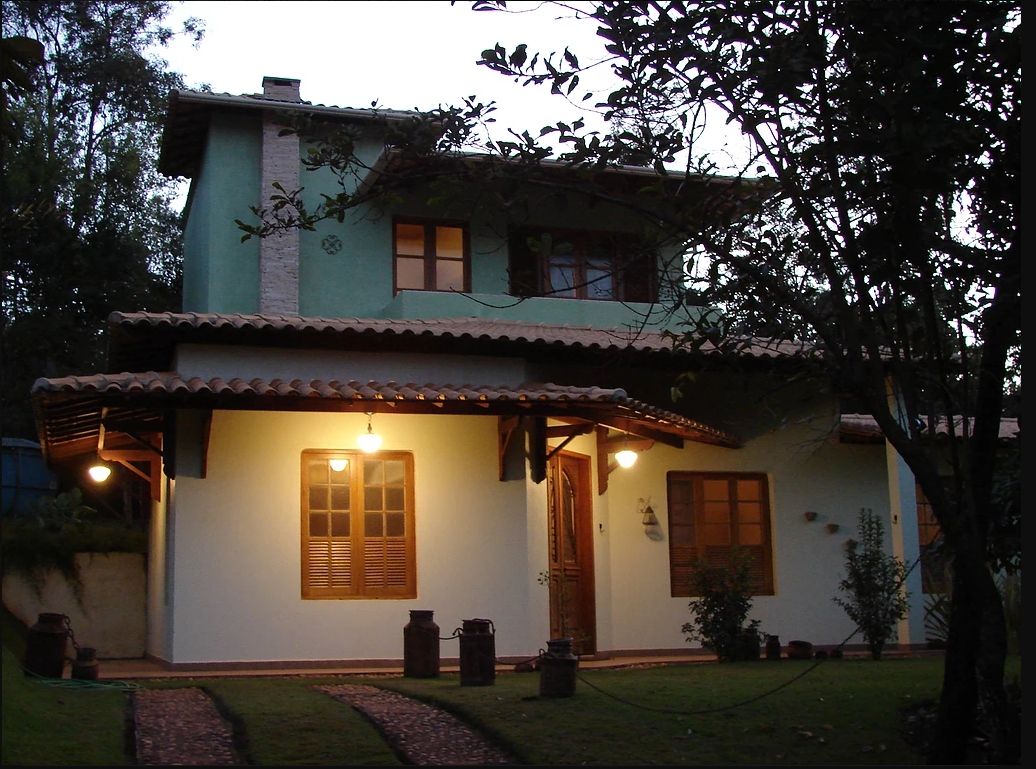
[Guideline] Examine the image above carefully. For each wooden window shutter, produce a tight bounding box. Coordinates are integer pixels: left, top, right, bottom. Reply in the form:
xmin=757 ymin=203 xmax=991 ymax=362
xmin=301 ymin=451 xmax=415 ymax=599
xmin=667 ymin=472 xmax=774 ymax=597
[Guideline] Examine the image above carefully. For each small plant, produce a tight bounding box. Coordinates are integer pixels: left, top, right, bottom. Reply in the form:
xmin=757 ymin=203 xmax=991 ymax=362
xmin=834 ymin=508 xmax=909 ymax=660
xmin=682 ymin=548 xmax=761 ymax=661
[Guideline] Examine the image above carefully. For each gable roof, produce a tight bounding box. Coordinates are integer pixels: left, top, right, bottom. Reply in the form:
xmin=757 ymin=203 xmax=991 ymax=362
xmin=106 ymin=311 xmax=814 ymax=373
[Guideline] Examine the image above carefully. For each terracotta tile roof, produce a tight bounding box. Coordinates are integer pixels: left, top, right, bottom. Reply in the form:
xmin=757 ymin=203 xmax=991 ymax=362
xmin=840 ymin=413 xmax=1020 ymax=443
xmin=32 ymin=372 xmax=740 ymax=461
xmin=107 ymin=311 xmax=812 ymax=371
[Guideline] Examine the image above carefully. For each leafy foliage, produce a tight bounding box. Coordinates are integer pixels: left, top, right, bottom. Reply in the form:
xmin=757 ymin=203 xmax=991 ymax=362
xmin=834 ymin=509 xmax=909 ymax=660
xmin=681 ymin=548 xmax=761 ymax=661
xmin=1 ymin=1 xmax=202 ymax=437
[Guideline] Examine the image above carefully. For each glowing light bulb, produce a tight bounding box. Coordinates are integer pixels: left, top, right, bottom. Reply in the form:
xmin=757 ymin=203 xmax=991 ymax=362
xmin=88 ymin=464 xmax=112 ymax=483
xmin=614 ymin=449 xmax=638 ymax=468
xmin=357 ymin=431 xmax=382 ymax=453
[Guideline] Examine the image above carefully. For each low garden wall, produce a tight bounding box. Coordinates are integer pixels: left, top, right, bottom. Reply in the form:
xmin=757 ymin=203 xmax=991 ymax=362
xmin=2 ymin=551 xmax=146 ymax=658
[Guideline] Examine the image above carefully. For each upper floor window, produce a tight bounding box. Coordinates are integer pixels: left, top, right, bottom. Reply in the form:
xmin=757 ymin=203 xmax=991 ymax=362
xmin=301 ymin=450 xmax=416 ymax=599
xmin=394 ymin=220 xmax=469 ymax=294
xmin=508 ymin=228 xmax=657 ymax=302
xmin=667 ymin=471 xmax=774 ymax=596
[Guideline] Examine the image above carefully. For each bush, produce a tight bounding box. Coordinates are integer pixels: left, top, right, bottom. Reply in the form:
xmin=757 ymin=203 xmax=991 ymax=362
xmin=681 ymin=548 xmax=761 ymax=661
xmin=834 ymin=508 xmax=909 ymax=659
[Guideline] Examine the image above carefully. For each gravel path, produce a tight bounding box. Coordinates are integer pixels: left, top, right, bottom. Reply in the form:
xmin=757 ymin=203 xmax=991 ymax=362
xmin=132 ymin=687 xmax=239 ymax=765
xmin=130 ymin=683 xmax=516 ymax=765
xmin=318 ymin=683 xmax=517 ymax=765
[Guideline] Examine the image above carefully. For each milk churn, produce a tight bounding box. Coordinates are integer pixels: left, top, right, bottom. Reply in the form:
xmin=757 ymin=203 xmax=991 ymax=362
xmin=24 ymin=612 xmax=69 ymax=678
xmin=458 ymin=618 xmax=495 ymax=686
xmin=538 ymin=637 xmax=578 ymax=697
xmin=71 ymin=647 xmax=100 ymax=680
xmin=403 ymin=610 xmax=440 ymax=678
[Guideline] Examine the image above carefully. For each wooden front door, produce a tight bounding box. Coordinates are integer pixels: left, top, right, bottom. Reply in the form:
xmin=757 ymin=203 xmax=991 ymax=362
xmin=547 ymin=451 xmax=596 ymax=655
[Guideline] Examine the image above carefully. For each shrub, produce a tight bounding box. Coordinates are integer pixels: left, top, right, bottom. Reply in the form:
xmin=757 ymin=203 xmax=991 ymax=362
xmin=681 ymin=548 xmax=761 ymax=661
xmin=834 ymin=508 xmax=909 ymax=659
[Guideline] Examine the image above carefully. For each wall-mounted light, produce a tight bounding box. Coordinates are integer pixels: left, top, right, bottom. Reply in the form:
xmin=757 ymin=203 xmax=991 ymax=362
xmin=614 ymin=448 xmax=638 ymax=468
xmin=328 ymin=458 xmax=348 ymax=472
xmin=87 ymin=463 xmax=112 ymax=483
xmin=357 ymin=411 xmax=383 ymax=453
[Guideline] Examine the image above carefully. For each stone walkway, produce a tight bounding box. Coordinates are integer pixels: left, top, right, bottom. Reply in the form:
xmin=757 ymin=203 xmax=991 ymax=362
xmin=130 ymin=683 xmax=516 ymax=765
xmin=318 ymin=683 xmax=516 ymax=765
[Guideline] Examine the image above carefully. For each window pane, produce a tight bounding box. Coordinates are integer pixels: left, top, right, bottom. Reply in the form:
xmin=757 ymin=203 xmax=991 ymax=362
xmin=585 ymin=266 xmax=614 ymax=299
xmin=702 ymin=523 xmax=730 ymax=545
xmin=330 ymin=485 xmax=350 ymax=511
xmin=671 ymin=524 xmax=695 ymax=546
xmin=331 ymin=513 xmax=350 ymax=537
xmin=702 ymin=480 xmax=729 ymax=500
xmin=386 ymin=512 xmax=405 ymax=537
xmin=548 ymin=264 xmax=576 ymax=297
xmin=365 ymin=512 xmax=384 ymax=536
xmin=309 ymin=486 xmax=327 ymax=510
xmin=395 ymin=223 xmax=424 ymax=256
xmin=364 ymin=486 xmax=383 ymax=511
xmin=307 ymin=462 xmax=327 ymax=485
xmin=384 ymin=460 xmax=405 ymax=485
xmin=396 ymin=257 xmax=425 ymax=290
xmin=738 ymin=524 xmax=763 ymax=545
xmin=309 ymin=513 xmax=328 ymax=537
xmin=737 ymin=479 xmax=762 ymax=501
xmin=703 ymin=501 xmax=730 ymax=522
xmin=365 ymin=460 xmax=384 ymax=484
xmin=385 ymin=486 xmax=405 ymax=511
xmin=435 ymin=226 xmax=464 ymax=258
xmin=435 ymin=259 xmax=464 ymax=291
xmin=738 ymin=501 xmax=762 ymax=522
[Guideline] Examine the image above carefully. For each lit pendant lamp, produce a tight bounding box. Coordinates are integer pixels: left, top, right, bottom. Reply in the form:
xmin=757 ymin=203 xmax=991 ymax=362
xmin=87 ymin=463 xmax=112 ymax=483
xmin=614 ymin=431 xmax=637 ymax=468
xmin=328 ymin=458 xmax=348 ymax=472
xmin=357 ymin=411 xmax=383 ymax=453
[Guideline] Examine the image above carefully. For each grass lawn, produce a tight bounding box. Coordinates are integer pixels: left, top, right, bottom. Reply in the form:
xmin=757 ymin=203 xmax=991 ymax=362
xmin=1 ymin=603 xmax=1021 ymax=767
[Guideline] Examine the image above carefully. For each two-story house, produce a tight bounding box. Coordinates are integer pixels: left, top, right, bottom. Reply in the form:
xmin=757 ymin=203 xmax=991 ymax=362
xmin=31 ymin=77 xmax=931 ymax=669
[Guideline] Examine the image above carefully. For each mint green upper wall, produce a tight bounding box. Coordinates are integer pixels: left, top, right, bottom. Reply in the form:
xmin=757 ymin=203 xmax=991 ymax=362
xmin=181 ymin=112 xmax=260 ymax=313
xmin=186 ymin=111 xmax=701 ymax=328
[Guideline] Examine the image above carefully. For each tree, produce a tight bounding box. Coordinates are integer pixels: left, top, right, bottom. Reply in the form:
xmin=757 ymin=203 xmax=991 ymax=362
xmin=834 ymin=508 xmax=910 ymax=660
xmin=236 ymin=1 xmax=1018 ymax=761
xmin=466 ymin=3 xmax=1019 ymax=762
xmin=0 ymin=1 xmax=202 ymax=438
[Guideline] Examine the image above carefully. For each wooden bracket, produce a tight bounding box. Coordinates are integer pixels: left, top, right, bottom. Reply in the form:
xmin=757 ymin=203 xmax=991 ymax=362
xmin=498 ymin=416 xmax=520 ymax=481
xmin=98 ymin=416 xmax=162 ymax=501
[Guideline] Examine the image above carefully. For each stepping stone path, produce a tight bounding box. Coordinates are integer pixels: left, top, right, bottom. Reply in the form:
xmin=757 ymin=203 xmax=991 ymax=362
xmin=318 ymin=683 xmax=516 ymax=765
xmin=132 ymin=687 xmax=239 ymax=765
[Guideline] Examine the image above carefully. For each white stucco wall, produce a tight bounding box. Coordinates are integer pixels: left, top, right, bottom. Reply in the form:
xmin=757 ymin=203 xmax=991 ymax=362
xmin=166 ymin=410 xmax=537 ymax=664
xmin=156 ymin=389 xmax=919 ymax=664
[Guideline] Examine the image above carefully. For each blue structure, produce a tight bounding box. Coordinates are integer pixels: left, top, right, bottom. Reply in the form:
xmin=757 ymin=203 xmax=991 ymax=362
xmin=1 ymin=438 xmax=57 ymax=517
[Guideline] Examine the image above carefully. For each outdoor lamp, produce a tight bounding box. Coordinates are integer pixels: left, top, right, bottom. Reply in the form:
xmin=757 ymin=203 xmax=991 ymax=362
xmin=357 ymin=411 xmax=383 ymax=453
xmin=88 ymin=463 xmax=112 ymax=483
xmin=614 ymin=431 xmax=637 ymax=468
xmin=614 ymin=448 xmax=638 ymax=468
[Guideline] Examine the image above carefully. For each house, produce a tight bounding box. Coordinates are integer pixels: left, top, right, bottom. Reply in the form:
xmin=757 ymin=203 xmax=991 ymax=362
xmin=31 ymin=76 xmax=940 ymax=669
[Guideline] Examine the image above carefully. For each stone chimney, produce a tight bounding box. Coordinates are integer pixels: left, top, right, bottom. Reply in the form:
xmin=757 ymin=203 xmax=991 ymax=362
xmin=262 ymin=75 xmax=302 ymax=102
xmin=258 ymin=77 xmax=301 ymax=314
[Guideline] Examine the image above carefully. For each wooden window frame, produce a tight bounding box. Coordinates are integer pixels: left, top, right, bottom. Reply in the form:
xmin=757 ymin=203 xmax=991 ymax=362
xmin=508 ymin=227 xmax=658 ymax=303
xmin=666 ymin=471 xmax=775 ymax=597
xmin=392 ymin=218 xmax=471 ymax=295
xmin=301 ymin=450 xmax=416 ymax=600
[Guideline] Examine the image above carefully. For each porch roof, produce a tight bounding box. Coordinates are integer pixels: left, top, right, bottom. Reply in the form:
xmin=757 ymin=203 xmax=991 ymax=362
xmin=839 ymin=413 xmax=1020 ymax=444
xmin=32 ymin=372 xmax=741 ymax=463
xmin=106 ymin=311 xmax=814 ymax=373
